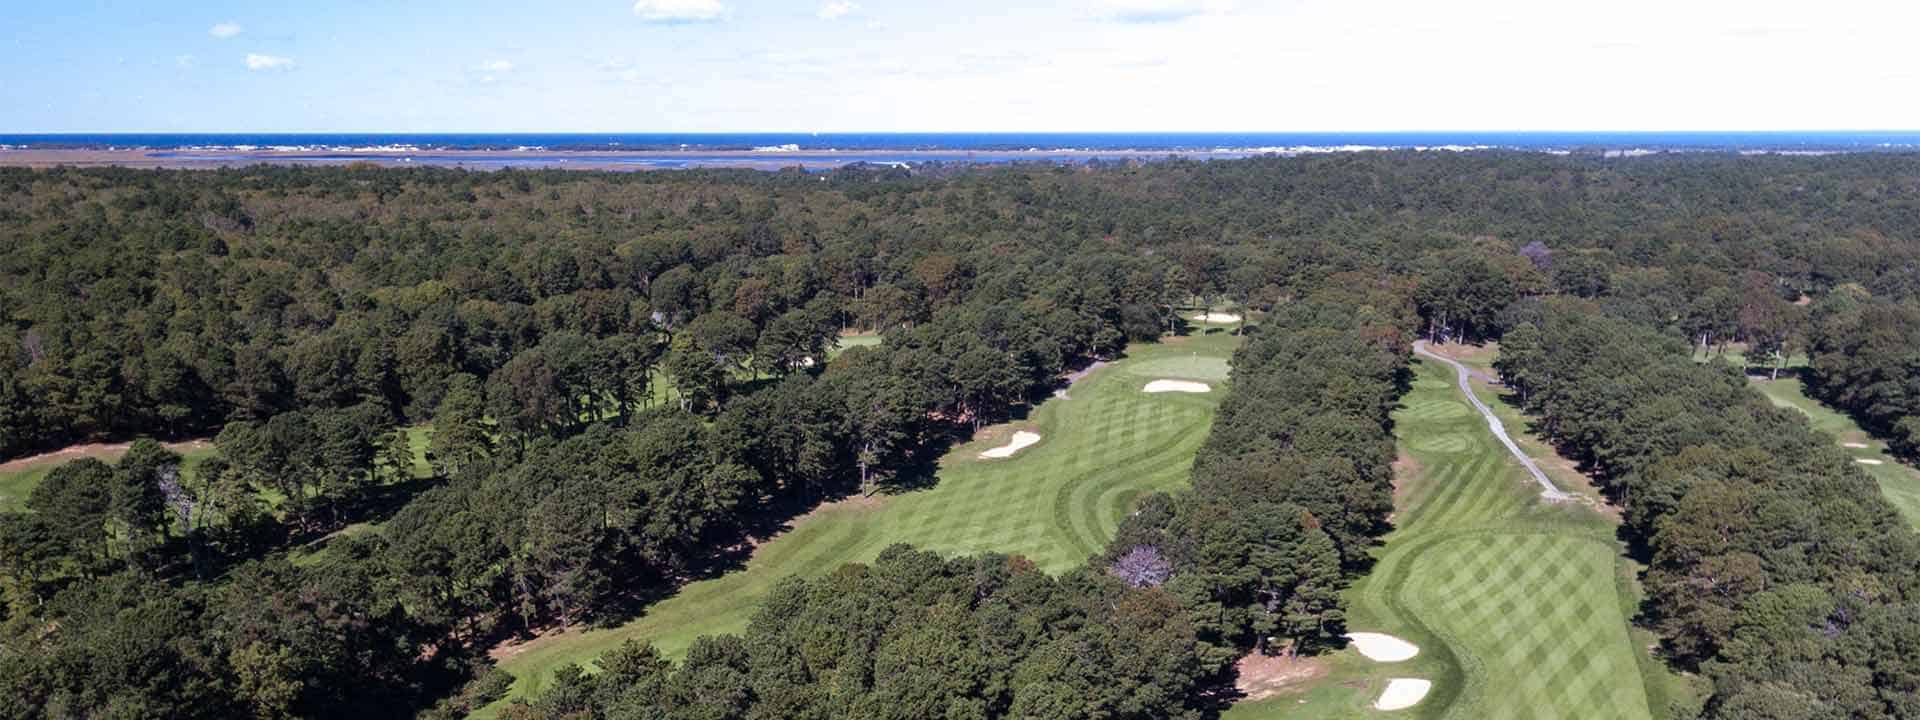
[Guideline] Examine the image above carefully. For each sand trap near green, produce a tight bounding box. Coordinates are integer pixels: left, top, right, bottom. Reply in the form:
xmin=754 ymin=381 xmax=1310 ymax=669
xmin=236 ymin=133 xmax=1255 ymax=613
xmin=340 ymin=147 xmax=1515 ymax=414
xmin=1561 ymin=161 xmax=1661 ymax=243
xmin=1191 ymin=312 xmax=1243 ymax=323
xmin=1346 ymin=632 xmax=1419 ymax=662
xmin=1375 ymin=678 xmax=1433 ymax=710
xmin=1143 ymin=379 xmax=1210 ymax=394
xmin=979 ymin=431 xmax=1041 ymax=458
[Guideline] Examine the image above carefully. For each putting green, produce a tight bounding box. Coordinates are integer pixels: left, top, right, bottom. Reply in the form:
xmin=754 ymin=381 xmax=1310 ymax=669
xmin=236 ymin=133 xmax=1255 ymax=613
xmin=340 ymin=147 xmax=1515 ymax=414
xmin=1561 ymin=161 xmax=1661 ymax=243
xmin=1123 ymin=354 xmax=1233 ymax=381
xmin=1227 ymin=356 xmax=1665 ymax=719
xmin=480 ymin=333 xmax=1243 ymax=715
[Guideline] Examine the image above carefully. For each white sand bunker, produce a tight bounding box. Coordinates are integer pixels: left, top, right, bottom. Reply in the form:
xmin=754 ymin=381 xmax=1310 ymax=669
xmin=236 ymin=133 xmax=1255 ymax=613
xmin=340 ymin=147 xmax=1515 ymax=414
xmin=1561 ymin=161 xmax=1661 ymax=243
xmin=1843 ymin=442 xmax=1870 ymax=449
xmin=1190 ymin=312 xmax=1243 ymax=324
xmin=1346 ymin=632 xmax=1419 ymax=662
xmin=980 ymin=431 xmax=1041 ymax=459
xmin=1143 ymin=379 xmax=1211 ymax=394
xmin=1858 ymin=458 xmax=1885 ymax=466
xmin=1375 ymin=678 xmax=1432 ymax=710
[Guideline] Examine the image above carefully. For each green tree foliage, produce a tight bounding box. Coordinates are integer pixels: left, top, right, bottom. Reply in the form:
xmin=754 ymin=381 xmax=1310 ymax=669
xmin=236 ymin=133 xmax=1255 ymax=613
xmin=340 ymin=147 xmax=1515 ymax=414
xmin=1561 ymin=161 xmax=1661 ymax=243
xmin=505 ymin=546 xmax=1217 ymax=720
xmin=1805 ymin=291 xmax=1920 ymax=458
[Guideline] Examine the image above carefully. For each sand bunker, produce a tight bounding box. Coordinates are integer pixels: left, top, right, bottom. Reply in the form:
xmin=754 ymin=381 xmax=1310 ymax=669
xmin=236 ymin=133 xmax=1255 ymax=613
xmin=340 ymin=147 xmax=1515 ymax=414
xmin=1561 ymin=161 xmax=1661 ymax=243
xmin=1843 ymin=442 xmax=1870 ymax=449
xmin=1346 ymin=632 xmax=1419 ymax=662
xmin=1857 ymin=458 xmax=1885 ymax=466
xmin=980 ymin=431 xmax=1041 ymax=459
xmin=1143 ymin=379 xmax=1211 ymax=394
xmin=1374 ymin=678 xmax=1432 ymax=710
xmin=1190 ymin=312 xmax=1243 ymax=324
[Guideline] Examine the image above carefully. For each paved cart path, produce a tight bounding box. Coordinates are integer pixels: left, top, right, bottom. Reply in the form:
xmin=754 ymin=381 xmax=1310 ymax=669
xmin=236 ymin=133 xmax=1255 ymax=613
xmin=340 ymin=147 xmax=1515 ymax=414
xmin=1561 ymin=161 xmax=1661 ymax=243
xmin=1414 ymin=341 xmax=1571 ymax=501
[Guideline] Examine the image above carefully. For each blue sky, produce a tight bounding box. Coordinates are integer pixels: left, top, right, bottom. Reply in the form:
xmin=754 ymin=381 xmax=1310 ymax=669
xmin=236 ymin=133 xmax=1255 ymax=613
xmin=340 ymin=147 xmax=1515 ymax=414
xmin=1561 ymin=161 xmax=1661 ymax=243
xmin=3 ymin=0 xmax=1915 ymax=132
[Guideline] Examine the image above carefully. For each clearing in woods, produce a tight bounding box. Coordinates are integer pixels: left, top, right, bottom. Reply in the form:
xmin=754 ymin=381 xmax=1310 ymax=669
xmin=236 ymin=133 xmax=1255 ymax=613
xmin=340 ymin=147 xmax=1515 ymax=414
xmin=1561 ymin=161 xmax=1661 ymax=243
xmin=479 ymin=331 xmax=1242 ymax=715
xmin=0 ymin=440 xmax=217 ymax=511
xmin=1693 ymin=346 xmax=1920 ymax=529
xmin=1745 ymin=376 xmax=1920 ymax=529
xmin=1225 ymin=350 xmax=1672 ymax=720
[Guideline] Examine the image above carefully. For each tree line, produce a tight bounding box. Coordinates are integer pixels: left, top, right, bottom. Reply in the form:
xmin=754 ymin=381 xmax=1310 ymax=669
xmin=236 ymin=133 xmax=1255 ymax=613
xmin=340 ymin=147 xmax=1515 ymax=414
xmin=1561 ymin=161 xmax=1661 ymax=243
xmin=9 ymin=154 xmax=1920 ymax=459
xmin=1803 ymin=289 xmax=1920 ymax=460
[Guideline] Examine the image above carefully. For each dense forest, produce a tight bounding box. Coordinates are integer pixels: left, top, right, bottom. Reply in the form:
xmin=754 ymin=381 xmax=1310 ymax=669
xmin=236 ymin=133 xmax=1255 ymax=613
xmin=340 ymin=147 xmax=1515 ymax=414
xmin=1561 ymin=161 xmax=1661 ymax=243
xmin=0 ymin=153 xmax=1917 ymax=718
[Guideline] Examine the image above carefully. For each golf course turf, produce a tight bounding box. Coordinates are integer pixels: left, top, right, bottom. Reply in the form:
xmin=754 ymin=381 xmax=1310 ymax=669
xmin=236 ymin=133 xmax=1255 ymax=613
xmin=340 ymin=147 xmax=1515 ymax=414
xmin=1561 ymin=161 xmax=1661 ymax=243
xmin=1226 ymin=353 xmax=1663 ymax=719
xmin=479 ymin=331 xmax=1242 ymax=714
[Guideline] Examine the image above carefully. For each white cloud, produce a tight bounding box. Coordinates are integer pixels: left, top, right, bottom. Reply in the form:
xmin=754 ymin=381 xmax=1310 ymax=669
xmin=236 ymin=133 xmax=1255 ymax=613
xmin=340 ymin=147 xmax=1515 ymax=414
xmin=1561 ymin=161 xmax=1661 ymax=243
xmin=1095 ymin=0 xmax=1225 ymax=23
xmin=476 ymin=60 xmax=515 ymax=73
xmin=818 ymin=1 xmax=858 ymax=19
xmin=244 ymin=53 xmax=294 ymax=70
xmin=632 ymin=0 xmax=726 ymax=23
xmin=209 ymin=22 xmax=243 ymax=39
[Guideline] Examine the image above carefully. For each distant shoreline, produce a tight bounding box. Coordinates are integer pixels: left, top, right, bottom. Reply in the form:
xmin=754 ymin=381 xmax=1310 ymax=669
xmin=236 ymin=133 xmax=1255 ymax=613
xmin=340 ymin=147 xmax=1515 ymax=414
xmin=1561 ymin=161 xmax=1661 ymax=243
xmin=0 ymin=147 xmax=1264 ymax=171
xmin=0 ymin=144 xmax=1908 ymax=172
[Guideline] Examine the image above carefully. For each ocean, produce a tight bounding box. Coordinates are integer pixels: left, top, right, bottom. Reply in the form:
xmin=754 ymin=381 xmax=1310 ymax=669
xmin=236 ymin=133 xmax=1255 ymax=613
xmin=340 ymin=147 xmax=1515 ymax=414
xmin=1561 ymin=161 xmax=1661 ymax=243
xmin=5 ymin=132 xmax=1920 ymax=170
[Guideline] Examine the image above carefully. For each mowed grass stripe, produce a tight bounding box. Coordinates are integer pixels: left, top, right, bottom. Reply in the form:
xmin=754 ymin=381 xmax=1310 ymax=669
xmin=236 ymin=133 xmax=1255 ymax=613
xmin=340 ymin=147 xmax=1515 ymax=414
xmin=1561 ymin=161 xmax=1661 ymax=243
xmin=1410 ymin=534 xmax=1649 ymax=720
xmin=1398 ymin=453 xmax=1476 ymax=528
xmin=1447 ymin=454 xmax=1524 ymax=526
xmin=484 ymin=334 xmax=1240 ymax=715
xmin=1407 ymin=452 xmax=1495 ymax=530
xmin=1060 ymin=404 xmax=1210 ymax=561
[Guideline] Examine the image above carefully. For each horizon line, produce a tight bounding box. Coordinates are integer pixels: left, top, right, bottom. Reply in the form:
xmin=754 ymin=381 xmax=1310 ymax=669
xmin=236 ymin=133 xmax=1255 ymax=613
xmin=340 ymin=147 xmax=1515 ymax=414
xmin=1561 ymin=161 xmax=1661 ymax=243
xmin=7 ymin=129 xmax=1920 ymax=136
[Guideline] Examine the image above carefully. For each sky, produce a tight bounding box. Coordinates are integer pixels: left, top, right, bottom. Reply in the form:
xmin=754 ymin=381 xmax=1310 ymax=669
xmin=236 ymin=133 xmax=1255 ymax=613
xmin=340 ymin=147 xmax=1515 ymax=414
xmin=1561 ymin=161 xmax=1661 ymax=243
xmin=3 ymin=0 xmax=1917 ymax=133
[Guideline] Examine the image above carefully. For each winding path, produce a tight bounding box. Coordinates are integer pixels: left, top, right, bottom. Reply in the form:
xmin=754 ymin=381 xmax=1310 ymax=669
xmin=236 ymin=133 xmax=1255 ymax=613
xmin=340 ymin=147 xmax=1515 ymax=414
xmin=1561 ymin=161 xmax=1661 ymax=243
xmin=1413 ymin=341 xmax=1570 ymax=501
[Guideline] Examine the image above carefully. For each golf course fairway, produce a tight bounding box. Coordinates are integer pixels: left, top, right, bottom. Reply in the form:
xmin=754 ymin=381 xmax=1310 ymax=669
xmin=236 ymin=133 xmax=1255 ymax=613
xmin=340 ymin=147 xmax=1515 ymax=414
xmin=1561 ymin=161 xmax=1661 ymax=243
xmin=479 ymin=332 xmax=1241 ymax=715
xmin=1226 ymin=353 xmax=1667 ymax=719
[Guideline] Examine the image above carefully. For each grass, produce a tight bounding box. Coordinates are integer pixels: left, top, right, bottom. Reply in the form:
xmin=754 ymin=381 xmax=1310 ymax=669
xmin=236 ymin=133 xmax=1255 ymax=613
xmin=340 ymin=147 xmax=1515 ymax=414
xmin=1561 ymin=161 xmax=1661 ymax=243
xmin=1227 ymin=355 xmax=1664 ymax=720
xmin=830 ymin=330 xmax=883 ymax=357
xmin=479 ymin=332 xmax=1243 ymax=715
xmin=1690 ymin=342 xmax=1808 ymax=372
xmin=1 ymin=441 xmax=219 ymax=512
xmin=2 ymin=427 xmax=434 ymax=570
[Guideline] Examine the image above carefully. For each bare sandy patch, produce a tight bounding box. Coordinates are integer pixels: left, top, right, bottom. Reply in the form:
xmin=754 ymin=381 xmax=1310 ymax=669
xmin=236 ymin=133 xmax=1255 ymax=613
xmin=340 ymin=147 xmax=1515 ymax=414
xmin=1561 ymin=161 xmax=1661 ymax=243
xmin=1054 ymin=360 xmax=1109 ymax=399
xmin=1190 ymin=312 xmax=1243 ymax=324
xmin=1143 ymin=379 xmax=1211 ymax=394
xmin=1857 ymin=458 xmax=1886 ymax=466
xmin=1233 ymin=651 xmax=1329 ymax=701
xmin=488 ymin=625 xmax=584 ymax=662
xmin=1346 ymin=632 xmax=1419 ymax=662
xmin=1375 ymin=678 xmax=1432 ymax=710
xmin=1389 ymin=451 xmax=1424 ymax=523
xmin=1843 ymin=442 xmax=1870 ymax=449
xmin=980 ymin=431 xmax=1041 ymax=459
